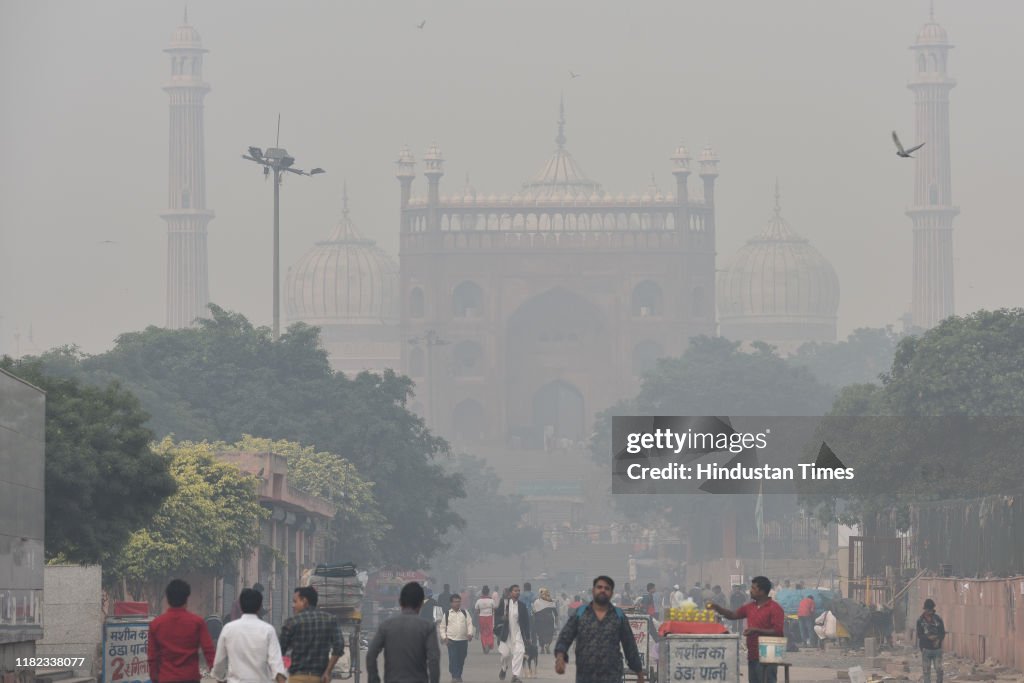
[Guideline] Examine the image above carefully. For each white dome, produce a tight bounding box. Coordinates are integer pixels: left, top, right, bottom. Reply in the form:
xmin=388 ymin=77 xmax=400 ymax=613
xmin=718 ymin=189 xmax=839 ymax=324
xmin=286 ymin=193 xmax=398 ymax=325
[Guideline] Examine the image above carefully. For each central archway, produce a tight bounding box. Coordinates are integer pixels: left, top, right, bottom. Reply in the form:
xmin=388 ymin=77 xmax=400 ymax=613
xmin=504 ymin=287 xmax=609 ymax=448
xmin=532 ymin=379 xmax=585 ymax=446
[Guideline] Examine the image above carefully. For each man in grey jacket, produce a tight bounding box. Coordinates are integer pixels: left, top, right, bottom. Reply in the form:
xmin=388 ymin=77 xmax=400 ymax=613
xmin=367 ymin=582 xmax=440 ymax=683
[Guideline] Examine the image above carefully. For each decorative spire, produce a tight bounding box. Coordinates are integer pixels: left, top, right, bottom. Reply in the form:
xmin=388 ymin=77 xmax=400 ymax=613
xmin=774 ymin=178 xmax=781 ymax=217
xmin=184 ymin=5 xmax=189 ymax=24
xmin=342 ymin=180 xmax=349 ymax=218
xmin=556 ymin=94 xmax=566 ymax=149
xmin=929 ymin=0 xmax=935 ymax=22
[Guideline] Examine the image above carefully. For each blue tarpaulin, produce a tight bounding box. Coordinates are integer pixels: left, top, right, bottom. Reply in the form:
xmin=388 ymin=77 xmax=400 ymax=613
xmin=772 ymin=588 xmax=839 ymax=616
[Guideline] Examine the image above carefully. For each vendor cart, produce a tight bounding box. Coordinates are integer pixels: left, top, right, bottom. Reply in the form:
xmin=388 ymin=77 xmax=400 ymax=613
xmin=621 ymin=608 xmax=657 ymax=683
xmin=305 ymin=568 xmax=365 ymax=683
xmin=659 ymin=633 xmax=741 ymax=683
xmin=322 ymin=609 xmax=362 ymax=683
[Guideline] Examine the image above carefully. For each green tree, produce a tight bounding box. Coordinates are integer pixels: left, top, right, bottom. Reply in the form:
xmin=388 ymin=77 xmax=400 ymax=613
xmin=589 ymin=337 xmax=835 ymax=546
xmin=233 ymin=435 xmax=389 ymax=565
xmin=811 ymin=309 xmax=1024 ymax=527
xmin=30 ymin=305 xmax=463 ymax=567
xmin=430 ymin=454 xmax=540 ymax=583
xmin=111 ymin=438 xmax=266 ymax=600
xmin=790 ymin=327 xmax=901 ymax=391
xmin=0 ymin=356 xmax=175 ymax=565
xmin=636 ymin=336 xmax=835 ymax=416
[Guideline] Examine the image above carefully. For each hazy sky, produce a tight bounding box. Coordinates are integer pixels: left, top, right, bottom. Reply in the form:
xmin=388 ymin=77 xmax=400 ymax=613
xmin=1 ymin=0 xmax=1021 ymax=356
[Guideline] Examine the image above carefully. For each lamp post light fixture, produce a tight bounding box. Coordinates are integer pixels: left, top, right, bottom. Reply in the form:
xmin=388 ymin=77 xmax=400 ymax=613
xmin=242 ymin=145 xmax=325 ymax=340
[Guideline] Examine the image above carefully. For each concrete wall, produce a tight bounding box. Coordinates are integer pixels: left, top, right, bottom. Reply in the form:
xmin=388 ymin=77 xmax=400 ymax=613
xmin=37 ymin=566 xmax=102 ymax=678
xmin=0 ymin=368 xmax=46 ymax=681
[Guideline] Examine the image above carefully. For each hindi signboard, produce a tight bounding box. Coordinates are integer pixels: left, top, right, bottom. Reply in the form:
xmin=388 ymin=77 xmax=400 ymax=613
xmin=624 ymin=615 xmax=651 ymax=679
xmin=102 ymin=618 xmax=153 ymax=683
xmin=659 ymin=634 xmax=740 ymax=683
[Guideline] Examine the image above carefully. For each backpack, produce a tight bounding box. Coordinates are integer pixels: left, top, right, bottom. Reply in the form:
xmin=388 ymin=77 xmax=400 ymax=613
xmin=444 ymin=608 xmax=468 ymax=629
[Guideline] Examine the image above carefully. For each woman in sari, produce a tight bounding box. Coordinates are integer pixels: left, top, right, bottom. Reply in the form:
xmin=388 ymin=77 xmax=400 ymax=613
xmin=475 ymin=585 xmax=497 ymax=653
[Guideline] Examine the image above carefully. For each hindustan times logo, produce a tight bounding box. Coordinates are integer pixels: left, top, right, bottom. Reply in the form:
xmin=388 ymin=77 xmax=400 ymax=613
xmin=625 ymin=428 xmax=770 ymax=455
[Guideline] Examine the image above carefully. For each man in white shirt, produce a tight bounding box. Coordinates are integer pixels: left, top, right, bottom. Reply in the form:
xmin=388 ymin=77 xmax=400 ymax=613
xmin=670 ymin=585 xmax=685 ymax=609
xmin=439 ymin=595 xmax=475 ymax=683
xmin=213 ymin=588 xmax=288 ymax=683
xmin=495 ymin=585 xmax=530 ymax=683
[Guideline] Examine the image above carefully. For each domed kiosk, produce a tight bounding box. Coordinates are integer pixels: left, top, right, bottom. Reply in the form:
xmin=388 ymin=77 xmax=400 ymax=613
xmin=285 ymin=185 xmax=400 ymax=374
xmin=717 ymin=183 xmax=839 ymax=352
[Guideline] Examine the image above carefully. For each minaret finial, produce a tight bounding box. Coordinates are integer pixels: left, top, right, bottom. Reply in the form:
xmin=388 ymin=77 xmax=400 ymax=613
xmin=556 ymin=93 xmax=566 ymax=148
xmin=342 ymin=180 xmax=349 ymax=217
xmin=774 ymin=178 xmax=781 ymax=216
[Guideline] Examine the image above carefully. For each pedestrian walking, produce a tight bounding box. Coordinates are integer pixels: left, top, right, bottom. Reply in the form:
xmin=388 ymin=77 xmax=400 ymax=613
xmin=797 ymin=595 xmax=816 ymax=646
xmin=475 ymin=586 xmax=497 ymax=654
xmin=439 ymin=594 xmax=474 ymax=683
xmin=229 ymin=583 xmax=268 ymax=622
xmin=420 ymin=588 xmax=441 ymax=623
xmin=521 ymin=583 xmax=536 ymax=615
xmin=148 ymin=579 xmax=216 ymax=683
xmin=212 ymin=588 xmax=287 ymax=683
xmin=532 ymin=588 xmax=557 ymax=654
xmin=495 ymin=584 xmax=531 ymax=683
xmin=917 ymin=599 xmax=946 ymax=683
xmin=366 ymin=582 xmax=441 ymax=683
xmin=279 ymin=586 xmax=344 ymax=683
xmin=553 ymin=575 xmax=644 ymax=683
xmin=639 ymin=583 xmax=657 ymax=618
xmin=708 ymin=576 xmax=784 ymax=683
xmin=670 ymin=585 xmax=685 ymax=609
xmin=729 ymin=585 xmax=747 ymax=635
xmin=437 ymin=584 xmax=453 ymax=612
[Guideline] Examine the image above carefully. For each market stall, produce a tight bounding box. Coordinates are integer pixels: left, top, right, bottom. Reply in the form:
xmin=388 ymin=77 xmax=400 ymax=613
xmin=656 ymin=607 xmax=738 ymax=683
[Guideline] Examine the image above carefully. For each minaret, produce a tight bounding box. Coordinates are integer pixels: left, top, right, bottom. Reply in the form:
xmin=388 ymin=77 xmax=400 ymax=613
xmin=161 ymin=10 xmax=214 ymax=328
xmin=671 ymin=143 xmax=692 ymax=231
xmin=423 ymin=143 xmax=444 ymax=231
xmin=906 ymin=3 xmax=958 ymax=329
xmin=395 ymin=146 xmax=416 ymax=233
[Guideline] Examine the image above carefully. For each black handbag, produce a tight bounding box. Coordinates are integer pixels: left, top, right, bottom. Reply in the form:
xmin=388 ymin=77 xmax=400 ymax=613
xmin=494 ymin=618 xmax=509 ymax=642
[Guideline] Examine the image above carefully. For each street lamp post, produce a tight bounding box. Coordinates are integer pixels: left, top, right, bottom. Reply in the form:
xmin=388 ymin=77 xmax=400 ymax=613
xmin=242 ymin=145 xmax=324 ymax=340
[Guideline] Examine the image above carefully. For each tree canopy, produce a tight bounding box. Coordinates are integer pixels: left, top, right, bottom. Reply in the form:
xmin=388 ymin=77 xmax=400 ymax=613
xmin=234 ymin=435 xmax=388 ymax=565
xmin=636 ymin=336 xmax=836 ymax=416
xmin=789 ymin=327 xmax=901 ymax=391
xmin=430 ymin=453 xmax=539 ymax=582
xmin=811 ymin=309 xmax=1024 ymax=527
xmin=111 ymin=438 xmax=266 ymax=597
xmin=590 ymin=336 xmax=835 ymax=524
xmin=0 ymin=356 xmax=175 ymax=565
xmin=28 ymin=305 xmax=464 ymax=567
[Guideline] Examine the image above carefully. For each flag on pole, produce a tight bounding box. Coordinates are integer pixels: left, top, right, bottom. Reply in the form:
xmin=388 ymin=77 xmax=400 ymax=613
xmin=755 ymin=482 xmax=764 ymax=543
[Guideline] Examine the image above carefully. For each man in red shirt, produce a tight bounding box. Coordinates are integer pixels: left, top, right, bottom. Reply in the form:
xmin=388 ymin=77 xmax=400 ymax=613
xmin=148 ymin=579 xmax=216 ymax=683
xmin=797 ymin=595 xmax=816 ymax=647
xmin=708 ymin=576 xmax=784 ymax=683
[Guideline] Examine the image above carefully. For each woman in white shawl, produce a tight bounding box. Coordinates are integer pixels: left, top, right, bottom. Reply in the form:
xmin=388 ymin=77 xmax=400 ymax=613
xmin=532 ymin=587 xmax=558 ymax=654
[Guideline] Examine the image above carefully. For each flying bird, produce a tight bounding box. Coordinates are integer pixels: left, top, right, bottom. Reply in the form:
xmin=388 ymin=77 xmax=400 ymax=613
xmin=569 ymin=71 xmax=581 ymax=79
xmin=417 ymin=20 xmax=426 ymax=28
xmin=892 ymin=131 xmax=925 ymax=158
xmin=98 ymin=240 xmax=117 ymax=244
